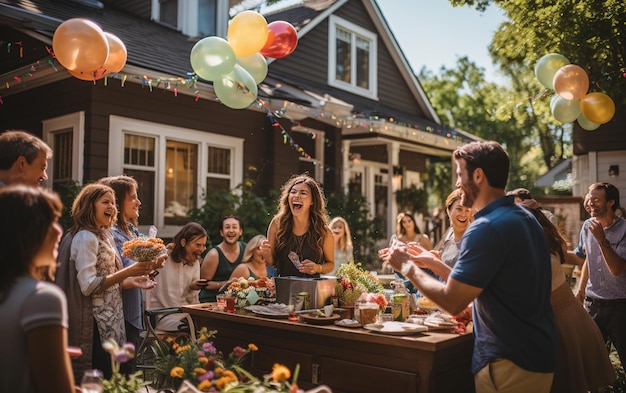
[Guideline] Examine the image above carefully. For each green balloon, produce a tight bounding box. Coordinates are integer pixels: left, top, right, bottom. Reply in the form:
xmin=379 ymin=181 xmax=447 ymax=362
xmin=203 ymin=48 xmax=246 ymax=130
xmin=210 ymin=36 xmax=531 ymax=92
xmin=577 ymin=113 xmax=601 ymax=131
xmin=190 ymin=36 xmax=236 ymax=82
xmin=535 ymin=53 xmax=570 ymax=89
xmin=214 ymin=64 xmax=258 ymax=109
xmin=236 ymin=53 xmax=268 ymax=84
xmin=551 ymin=95 xmax=581 ymax=123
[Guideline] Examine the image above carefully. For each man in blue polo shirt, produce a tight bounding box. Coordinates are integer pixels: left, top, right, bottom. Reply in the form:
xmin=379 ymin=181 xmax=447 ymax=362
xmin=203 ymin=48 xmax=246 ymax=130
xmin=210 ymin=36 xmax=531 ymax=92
xmin=385 ymin=141 xmax=556 ymax=392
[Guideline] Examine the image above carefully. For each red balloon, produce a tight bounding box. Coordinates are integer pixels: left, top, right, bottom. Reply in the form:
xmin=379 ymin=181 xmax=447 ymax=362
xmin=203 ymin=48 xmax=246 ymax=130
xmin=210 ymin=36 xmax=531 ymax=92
xmin=260 ymin=21 xmax=298 ymax=59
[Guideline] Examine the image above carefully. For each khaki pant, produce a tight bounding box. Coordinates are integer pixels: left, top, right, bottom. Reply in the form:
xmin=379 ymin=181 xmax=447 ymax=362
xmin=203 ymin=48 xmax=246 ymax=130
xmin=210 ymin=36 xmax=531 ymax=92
xmin=475 ymin=358 xmax=554 ymax=393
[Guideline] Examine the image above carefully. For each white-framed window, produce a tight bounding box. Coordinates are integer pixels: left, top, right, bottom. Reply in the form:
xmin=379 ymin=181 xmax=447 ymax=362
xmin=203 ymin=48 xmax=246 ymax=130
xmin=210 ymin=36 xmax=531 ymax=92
xmin=42 ymin=111 xmax=85 ymax=191
xmin=328 ymin=15 xmax=378 ymax=99
xmin=109 ymin=116 xmax=243 ymax=237
xmin=151 ymin=0 xmax=228 ymax=38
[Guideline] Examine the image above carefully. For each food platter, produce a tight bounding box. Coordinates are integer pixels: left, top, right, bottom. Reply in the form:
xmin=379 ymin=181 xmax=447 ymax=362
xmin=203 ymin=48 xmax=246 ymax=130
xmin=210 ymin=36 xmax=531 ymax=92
xmin=300 ymin=313 xmax=341 ymax=325
xmin=334 ymin=319 xmax=362 ymax=328
xmin=244 ymin=304 xmax=290 ymax=319
xmin=363 ymin=321 xmax=427 ymax=335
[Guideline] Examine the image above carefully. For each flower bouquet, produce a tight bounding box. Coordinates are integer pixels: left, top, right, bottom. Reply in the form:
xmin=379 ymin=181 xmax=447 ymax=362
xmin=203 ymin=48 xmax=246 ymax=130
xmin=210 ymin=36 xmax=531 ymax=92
xmin=122 ymin=236 xmax=167 ymax=262
xmin=334 ymin=262 xmax=384 ymax=307
xmin=224 ymin=277 xmax=275 ymax=307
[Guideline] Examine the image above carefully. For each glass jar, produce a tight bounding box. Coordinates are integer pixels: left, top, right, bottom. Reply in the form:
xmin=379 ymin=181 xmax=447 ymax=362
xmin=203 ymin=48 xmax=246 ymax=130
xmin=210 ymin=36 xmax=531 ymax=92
xmin=80 ymin=369 xmax=103 ymax=393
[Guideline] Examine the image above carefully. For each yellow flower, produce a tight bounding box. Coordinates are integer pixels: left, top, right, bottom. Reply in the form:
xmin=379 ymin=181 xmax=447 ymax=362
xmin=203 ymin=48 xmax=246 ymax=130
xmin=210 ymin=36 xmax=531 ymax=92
xmin=170 ymin=366 xmax=184 ymax=378
xmin=194 ymin=367 xmax=207 ymax=375
xmin=271 ymin=363 xmax=291 ymax=382
xmin=248 ymin=343 xmax=258 ymax=351
xmin=197 ymin=380 xmax=212 ymax=391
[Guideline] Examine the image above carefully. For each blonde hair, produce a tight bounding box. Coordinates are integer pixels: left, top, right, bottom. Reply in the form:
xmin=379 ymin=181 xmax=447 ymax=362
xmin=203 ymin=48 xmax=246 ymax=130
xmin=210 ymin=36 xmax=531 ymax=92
xmin=242 ymin=234 xmax=267 ymax=263
xmin=329 ymin=217 xmax=353 ymax=252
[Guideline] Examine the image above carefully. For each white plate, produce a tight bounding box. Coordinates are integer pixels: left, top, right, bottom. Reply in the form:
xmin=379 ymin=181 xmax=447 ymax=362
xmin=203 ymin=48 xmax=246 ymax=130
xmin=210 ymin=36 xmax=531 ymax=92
xmin=363 ymin=321 xmax=427 ymax=335
xmin=244 ymin=304 xmax=290 ymax=318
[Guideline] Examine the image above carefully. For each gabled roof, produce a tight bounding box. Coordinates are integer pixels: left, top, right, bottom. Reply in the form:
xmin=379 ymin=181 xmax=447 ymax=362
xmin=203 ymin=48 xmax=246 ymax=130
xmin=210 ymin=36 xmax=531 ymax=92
xmin=262 ymin=0 xmax=442 ymax=126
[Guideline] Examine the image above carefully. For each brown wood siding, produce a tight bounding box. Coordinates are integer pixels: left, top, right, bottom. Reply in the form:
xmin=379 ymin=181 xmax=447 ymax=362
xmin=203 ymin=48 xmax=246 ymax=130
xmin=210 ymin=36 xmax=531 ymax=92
xmin=399 ymin=150 xmax=427 ymax=172
xmin=0 ymin=78 xmax=339 ymax=194
xmin=573 ymin=103 xmax=626 ymax=154
xmin=103 ymin=0 xmax=152 ymax=19
xmin=269 ymin=0 xmax=426 ymax=119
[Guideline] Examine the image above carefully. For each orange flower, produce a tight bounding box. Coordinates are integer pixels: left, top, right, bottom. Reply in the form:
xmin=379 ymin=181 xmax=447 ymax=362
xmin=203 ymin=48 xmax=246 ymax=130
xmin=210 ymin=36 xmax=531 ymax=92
xmin=248 ymin=343 xmax=258 ymax=351
xmin=271 ymin=363 xmax=291 ymax=382
xmin=215 ymin=377 xmax=229 ymax=390
xmin=198 ymin=356 xmax=209 ymax=364
xmin=194 ymin=367 xmax=207 ymax=375
xmin=170 ymin=366 xmax=184 ymax=378
xmin=197 ymin=380 xmax=212 ymax=391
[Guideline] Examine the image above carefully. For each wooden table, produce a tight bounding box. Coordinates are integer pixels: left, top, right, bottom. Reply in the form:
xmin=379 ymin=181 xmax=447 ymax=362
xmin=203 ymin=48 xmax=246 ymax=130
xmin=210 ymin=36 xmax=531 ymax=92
xmin=183 ymin=304 xmax=475 ymax=393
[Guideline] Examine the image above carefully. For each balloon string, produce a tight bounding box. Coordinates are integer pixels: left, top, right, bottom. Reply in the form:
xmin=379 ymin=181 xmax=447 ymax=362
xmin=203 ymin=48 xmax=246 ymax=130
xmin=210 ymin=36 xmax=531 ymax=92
xmin=257 ymin=99 xmax=313 ymax=161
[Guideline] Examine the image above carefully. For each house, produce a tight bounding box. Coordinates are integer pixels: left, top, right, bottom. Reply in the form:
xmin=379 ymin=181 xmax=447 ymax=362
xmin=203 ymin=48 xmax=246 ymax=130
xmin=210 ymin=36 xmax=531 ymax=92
xmin=0 ymin=0 xmax=479 ymax=239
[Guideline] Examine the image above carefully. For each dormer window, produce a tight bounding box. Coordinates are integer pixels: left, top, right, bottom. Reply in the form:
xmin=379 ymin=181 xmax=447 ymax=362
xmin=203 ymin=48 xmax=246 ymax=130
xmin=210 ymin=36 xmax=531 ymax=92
xmin=152 ymin=0 xmax=228 ymax=38
xmin=328 ymin=15 xmax=378 ymax=100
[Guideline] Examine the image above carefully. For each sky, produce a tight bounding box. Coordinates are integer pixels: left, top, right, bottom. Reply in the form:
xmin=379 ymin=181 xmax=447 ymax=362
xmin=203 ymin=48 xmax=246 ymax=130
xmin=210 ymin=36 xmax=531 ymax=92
xmin=376 ymin=0 xmax=506 ymax=83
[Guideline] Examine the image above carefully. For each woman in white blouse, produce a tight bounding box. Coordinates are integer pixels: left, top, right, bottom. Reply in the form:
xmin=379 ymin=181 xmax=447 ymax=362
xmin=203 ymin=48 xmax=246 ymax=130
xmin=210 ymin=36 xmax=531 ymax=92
xmin=62 ymin=183 xmax=156 ymax=379
xmin=148 ymin=222 xmax=209 ymax=331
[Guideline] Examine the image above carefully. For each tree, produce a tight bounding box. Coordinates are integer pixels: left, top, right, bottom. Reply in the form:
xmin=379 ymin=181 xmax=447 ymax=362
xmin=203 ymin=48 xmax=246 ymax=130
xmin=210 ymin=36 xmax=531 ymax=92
xmin=418 ymin=57 xmax=548 ymax=192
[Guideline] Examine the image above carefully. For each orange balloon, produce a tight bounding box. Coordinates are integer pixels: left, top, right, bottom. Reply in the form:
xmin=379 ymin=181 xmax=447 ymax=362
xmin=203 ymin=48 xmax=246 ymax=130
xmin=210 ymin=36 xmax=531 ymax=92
xmin=68 ymin=69 xmax=108 ymax=81
xmin=53 ymin=18 xmax=109 ymax=72
xmin=102 ymin=33 xmax=127 ymax=73
xmin=580 ymin=92 xmax=616 ymax=124
xmin=553 ymin=64 xmax=589 ymax=101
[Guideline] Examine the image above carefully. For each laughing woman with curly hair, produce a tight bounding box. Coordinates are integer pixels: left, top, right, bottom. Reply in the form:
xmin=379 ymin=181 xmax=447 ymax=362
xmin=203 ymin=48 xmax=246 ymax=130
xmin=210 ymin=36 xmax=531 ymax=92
xmin=265 ymin=174 xmax=334 ymax=277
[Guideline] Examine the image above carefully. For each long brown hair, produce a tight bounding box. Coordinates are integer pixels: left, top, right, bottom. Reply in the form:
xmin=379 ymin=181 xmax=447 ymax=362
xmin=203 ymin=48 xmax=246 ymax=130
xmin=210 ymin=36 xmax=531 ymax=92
xmin=520 ymin=199 xmax=567 ymax=263
xmin=98 ymin=175 xmax=139 ymax=235
xmin=170 ymin=222 xmax=208 ymax=264
xmin=274 ymin=174 xmax=329 ymax=262
xmin=70 ymin=183 xmax=117 ymax=235
xmin=0 ymin=186 xmax=62 ymax=302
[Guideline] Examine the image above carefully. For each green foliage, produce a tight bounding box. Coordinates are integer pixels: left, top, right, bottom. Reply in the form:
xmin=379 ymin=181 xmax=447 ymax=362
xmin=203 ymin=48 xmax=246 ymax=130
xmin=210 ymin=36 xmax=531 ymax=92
xmin=188 ymin=178 xmax=277 ymax=247
xmin=326 ymin=190 xmax=385 ymax=270
xmin=395 ymin=184 xmax=429 ymax=216
xmin=55 ymin=180 xmax=82 ymax=231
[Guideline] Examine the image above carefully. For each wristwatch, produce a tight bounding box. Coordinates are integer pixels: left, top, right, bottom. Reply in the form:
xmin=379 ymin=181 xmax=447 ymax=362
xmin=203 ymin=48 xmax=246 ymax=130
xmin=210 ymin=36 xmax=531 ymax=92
xmin=602 ymin=238 xmax=611 ymax=248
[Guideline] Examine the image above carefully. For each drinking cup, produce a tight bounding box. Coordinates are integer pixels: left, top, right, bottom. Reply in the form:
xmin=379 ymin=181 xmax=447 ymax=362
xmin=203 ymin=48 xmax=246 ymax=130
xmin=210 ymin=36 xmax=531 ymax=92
xmin=216 ymin=294 xmax=226 ymax=311
xmin=224 ymin=296 xmax=236 ymax=313
xmin=324 ymin=304 xmax=334 ymax=318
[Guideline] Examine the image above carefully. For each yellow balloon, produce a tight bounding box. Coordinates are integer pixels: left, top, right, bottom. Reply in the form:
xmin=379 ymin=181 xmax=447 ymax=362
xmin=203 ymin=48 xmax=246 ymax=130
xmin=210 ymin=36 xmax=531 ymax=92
xmin=580 ymin=92 xmax=616 ymax=124
xmin=52 ymin=18 xmax=109 ymax=72
xmin=228 ymin=11 xmax=269 ymax=57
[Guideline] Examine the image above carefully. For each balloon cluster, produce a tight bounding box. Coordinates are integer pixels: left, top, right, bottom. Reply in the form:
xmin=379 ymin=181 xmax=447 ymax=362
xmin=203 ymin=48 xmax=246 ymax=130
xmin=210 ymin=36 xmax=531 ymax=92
xmin=190 ymin=11 xmax=298 ymax=109
xmin=52 ymin=19 xmax=127 ymax=81
xmin=535 ymin=53 xmax=615 ymax=131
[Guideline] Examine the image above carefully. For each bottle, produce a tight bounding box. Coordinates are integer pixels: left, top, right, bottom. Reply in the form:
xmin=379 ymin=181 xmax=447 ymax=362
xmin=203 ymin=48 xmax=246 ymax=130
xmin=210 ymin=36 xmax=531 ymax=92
xmin=391 ymin=279 xmax=410 ymax=321
xmin=81 ymin=369 xmax=103 ymax=393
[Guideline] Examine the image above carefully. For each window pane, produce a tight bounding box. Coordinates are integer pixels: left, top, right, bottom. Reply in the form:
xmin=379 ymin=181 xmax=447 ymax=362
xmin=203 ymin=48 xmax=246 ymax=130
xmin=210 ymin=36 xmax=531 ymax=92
xmin=207 ymin=146 xmax=230 ymax=175
xmin=374 ymin=173 xmax=388 ymax=231
xmin=198 ymin=0 xmax=217 ymax=36
xmin=165 ymin=140 xmax=197 ymax=225
xmin=336 ymin=27 xmax=351 ymax=83
xmin=356 ymin=36 xmax=370 ymax=89
xmin=125 ymin=169 xmax=155 ymax=226
xmin=160 ymin=0 xmax=178 ymax=27
xmin=206 ymin=177 xmax=230 ymax=193
xmin=53 ymin=129 xmax=72 ymax=182
xmin=124 ymin=134 xmax=155 ymax=166
xmin=349 ymin=171 xmax=363 ymax=194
